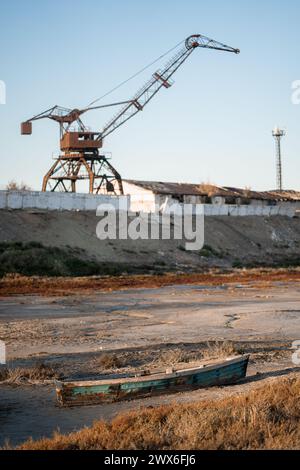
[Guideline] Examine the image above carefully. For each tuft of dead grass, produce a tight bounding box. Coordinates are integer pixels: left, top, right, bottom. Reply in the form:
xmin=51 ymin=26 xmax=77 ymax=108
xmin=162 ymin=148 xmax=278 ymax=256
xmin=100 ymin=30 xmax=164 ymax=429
xmin=0 ymin=363 xmax=62 ymax=385
xmin=12 ymin=375 xmax=300 ymax=450
xmin=155 ymin=348 xmax=191 ymax=366
xmin=97 ymin=353 xmax=123 ymax=370
xmin=202 ymin=340 xmax=239 ymax=359
xmin=155 ymin=342 xmax=239 ymax=368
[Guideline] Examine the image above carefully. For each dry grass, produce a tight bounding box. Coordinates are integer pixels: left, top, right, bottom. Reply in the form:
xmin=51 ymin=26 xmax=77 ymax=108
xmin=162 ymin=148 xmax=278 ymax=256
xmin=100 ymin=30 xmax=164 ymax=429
xmin=97 ymin=353 xmax=123 ymax=370
xmin=202 ymin=341 xmax=238 ymax=359
xmin=0 ymin=363 xmax=61 ymax=385
xmin=1 ymin=268 xmax=300 ymax=297
xmin=155 ymin=348 xmax=191 ymax=366
xmin=94 ymin=342 xmax=239 ymax=374
xmin=198 ymin=183 xmax=218 ymax=197
xmin=155 ymin=342 xmax=238 ymax=367
xmin=13 ymin=376 xmax=300 ymax=450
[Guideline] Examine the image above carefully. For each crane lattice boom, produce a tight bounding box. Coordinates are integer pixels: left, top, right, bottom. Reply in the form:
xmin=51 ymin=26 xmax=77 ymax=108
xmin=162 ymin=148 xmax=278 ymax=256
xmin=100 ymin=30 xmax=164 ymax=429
xmin=100 ymin=35 xmax=239 ymax=139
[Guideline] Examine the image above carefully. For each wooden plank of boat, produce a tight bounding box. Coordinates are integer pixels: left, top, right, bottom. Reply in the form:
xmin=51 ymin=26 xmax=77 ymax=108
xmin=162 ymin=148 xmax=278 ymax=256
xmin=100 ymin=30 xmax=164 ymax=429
xmin=55 ymin=355 xmax=249 ymax=407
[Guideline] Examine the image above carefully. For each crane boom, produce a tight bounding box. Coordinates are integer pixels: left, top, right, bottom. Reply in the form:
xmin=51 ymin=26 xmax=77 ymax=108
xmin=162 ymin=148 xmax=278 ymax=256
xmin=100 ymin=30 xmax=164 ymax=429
xmin=100 ymin=35 xmax=239 ymax=139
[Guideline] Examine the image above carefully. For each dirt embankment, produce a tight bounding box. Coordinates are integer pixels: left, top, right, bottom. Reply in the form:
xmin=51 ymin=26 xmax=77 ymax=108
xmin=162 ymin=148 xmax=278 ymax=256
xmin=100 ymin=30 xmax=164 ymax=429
xmin=0 ymin=210 xmax=300 ymax=274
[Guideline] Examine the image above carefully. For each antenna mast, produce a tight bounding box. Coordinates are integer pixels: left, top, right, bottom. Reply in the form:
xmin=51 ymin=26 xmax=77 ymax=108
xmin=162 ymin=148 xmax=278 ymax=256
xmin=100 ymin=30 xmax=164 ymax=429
xmin=272 ymin=127 xmax=286 ymax=191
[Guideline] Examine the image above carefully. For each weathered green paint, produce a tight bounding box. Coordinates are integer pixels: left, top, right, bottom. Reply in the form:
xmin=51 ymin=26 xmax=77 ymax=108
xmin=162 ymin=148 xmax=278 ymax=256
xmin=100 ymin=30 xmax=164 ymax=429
xmin=56 ymin=355 xmax=249 ymax=406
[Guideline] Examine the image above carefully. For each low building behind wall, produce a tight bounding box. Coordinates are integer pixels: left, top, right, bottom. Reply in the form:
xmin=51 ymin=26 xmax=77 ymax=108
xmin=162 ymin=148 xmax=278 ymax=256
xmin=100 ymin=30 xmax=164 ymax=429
xmin=123 ymin=180 xmax=300 ymax=217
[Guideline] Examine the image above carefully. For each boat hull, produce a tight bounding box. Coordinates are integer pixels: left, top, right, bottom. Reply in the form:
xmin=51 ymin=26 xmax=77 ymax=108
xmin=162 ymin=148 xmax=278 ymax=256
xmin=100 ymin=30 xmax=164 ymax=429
xmin=56 ymin=355 xmax=249 ymax=407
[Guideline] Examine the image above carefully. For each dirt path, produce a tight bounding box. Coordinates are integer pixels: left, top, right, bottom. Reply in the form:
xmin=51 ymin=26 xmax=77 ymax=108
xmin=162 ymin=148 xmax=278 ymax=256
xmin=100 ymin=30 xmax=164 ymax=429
xmin=1 ymin=281 xmax=300 ymax=359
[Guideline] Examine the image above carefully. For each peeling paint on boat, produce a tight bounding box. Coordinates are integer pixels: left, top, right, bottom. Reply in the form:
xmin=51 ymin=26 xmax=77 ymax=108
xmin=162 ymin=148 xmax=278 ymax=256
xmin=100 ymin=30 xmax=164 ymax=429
xmin=56 ymin=355 xmax=249 ymax=407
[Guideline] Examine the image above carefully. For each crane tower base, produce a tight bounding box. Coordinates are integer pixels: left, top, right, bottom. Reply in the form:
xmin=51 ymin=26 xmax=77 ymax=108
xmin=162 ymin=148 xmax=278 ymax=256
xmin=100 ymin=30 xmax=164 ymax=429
xmin=42 ymin=152 xmax=124 ymax=195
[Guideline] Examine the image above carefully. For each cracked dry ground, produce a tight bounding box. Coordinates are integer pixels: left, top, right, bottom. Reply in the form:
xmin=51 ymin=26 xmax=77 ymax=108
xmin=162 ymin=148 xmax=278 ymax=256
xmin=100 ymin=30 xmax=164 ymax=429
xmin=0 ymin=278 xmax=300 ymax=446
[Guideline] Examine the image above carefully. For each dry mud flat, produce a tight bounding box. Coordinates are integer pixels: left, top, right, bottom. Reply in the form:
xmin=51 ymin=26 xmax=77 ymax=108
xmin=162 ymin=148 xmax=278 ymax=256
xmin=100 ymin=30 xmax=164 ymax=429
xmin=0 ymin=273 xmax=300 ymax=446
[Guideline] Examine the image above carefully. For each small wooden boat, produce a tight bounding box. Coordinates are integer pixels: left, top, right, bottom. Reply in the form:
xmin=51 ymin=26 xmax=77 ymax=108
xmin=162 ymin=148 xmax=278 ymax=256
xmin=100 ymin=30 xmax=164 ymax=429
xmin=55 ymin=355 xmax=249 ymax=407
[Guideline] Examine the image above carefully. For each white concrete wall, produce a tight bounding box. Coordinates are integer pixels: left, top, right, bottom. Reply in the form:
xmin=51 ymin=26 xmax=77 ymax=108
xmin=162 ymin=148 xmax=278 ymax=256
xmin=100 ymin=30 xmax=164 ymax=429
xmin=157 ymin=202 xmax=296 ymax=218
xmin=0 ymin=190 xmax=298 ymax=217
xmin=205 ymin=204 xmax=296 ymax=217
xmin=130 ymin=193 xmax=156 ymax=213
xmin=123 ymin=182 xmax=156 ymax=213
xmin=0 ymin=191 xmax=129 ymax=211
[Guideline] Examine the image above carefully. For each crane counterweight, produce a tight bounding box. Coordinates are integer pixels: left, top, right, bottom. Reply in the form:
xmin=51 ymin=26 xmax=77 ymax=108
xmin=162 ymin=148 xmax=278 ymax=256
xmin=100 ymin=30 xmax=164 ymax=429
xmin=21 ymin=121 xmax=32 ymax=135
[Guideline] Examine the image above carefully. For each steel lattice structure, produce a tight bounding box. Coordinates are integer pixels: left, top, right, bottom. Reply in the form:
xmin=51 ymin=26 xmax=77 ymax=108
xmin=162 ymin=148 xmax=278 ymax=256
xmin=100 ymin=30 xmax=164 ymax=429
xmin=272 ymin=127 xmax=286 ymax=192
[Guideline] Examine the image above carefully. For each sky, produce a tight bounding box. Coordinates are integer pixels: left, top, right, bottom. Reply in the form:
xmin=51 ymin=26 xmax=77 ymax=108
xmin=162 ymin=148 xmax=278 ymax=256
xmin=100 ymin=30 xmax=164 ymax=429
xmin=0 ymin=0 xmax=299 ymax=191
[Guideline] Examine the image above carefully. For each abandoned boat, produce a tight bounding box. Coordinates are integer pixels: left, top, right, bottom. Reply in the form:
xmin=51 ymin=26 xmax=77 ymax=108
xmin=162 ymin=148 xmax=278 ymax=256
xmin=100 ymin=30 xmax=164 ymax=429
xmin=56 ymin=355 xmax=249 ymax=406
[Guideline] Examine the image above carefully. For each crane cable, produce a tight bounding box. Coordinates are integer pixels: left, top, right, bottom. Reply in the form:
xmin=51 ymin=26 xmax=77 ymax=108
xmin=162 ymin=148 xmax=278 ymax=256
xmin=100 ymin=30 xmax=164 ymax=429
xmin=85 ymin=39 xmax=185 ymax=108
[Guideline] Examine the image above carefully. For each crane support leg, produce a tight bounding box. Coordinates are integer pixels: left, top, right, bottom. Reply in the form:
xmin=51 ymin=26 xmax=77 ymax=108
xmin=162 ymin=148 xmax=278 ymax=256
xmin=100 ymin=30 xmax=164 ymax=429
xmin=42 ymin=151 xmax=124 ymax=195
xmin=42 ymin=159 xmax=62 ymax=192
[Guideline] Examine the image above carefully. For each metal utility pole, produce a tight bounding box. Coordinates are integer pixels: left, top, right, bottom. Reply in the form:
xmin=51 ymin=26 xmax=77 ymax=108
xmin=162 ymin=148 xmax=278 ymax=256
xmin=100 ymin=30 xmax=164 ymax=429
xmin=272 ymin=127 xmax=285 ymax=191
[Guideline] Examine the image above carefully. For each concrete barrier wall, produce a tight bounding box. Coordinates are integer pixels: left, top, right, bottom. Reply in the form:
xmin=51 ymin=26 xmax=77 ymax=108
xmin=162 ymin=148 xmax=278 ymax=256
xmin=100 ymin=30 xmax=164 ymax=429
xmin=205 ymin=204 xmax=295 ymax=217
xmin=158 ymin=203 xmax=296 ymax=218
xmin=0 ymin=191 xmax=129 ymax=211
xmin=130 ymin=193 xmax=156 ymax=213
xmin=0 ymin=191 xmax=297 ymax=217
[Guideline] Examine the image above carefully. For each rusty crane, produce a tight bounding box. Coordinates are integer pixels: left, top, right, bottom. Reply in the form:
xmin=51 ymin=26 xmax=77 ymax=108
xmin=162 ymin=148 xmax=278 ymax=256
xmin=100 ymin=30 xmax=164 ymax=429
xmin=21 ymin=34 xmax=239 ymax=195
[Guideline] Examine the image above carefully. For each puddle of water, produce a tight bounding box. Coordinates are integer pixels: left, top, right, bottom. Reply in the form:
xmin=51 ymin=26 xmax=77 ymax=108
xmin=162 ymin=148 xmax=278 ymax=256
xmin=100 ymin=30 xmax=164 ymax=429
xmin=0 ymin=385 xmax=108 ymax=447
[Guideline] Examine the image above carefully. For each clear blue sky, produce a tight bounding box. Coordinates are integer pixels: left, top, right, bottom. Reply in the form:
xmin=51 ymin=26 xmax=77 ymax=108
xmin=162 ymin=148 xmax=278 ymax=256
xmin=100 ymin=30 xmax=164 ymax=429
xmin=0 ymin=0 xmax=299 ymax=191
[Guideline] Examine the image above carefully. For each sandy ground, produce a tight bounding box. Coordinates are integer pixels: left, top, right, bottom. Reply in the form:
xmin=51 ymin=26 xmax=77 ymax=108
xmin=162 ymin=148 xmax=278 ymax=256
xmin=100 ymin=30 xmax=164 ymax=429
xmin=1 ymin=278 xmax=300 ymax=446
